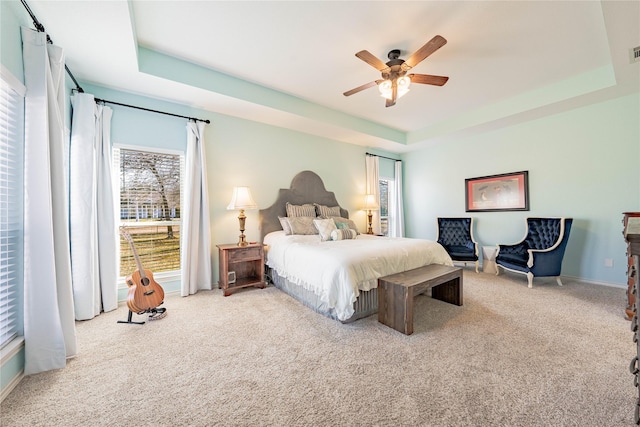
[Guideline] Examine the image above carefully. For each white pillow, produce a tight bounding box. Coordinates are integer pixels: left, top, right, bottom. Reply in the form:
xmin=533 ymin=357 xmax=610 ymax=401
xmin=278 ymin=216 xmax=292 ymax=235
xmin=313 ymin=218 xmax=337 ymax=241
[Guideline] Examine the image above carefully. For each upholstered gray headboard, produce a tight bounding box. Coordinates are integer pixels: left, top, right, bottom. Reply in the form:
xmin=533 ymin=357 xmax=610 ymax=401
xmin=259 ymin=171 xmax=348 ymax=242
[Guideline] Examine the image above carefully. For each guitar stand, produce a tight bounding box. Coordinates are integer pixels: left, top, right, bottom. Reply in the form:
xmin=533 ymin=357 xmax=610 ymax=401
xmin=117 ymin=309 xmax=146 ymax=325
xmin=117 ymin=305 xmax=167 ymax=325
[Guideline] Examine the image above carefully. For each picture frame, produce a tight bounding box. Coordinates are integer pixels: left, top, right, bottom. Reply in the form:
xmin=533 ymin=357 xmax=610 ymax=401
xmin=465 ymin=171 xmax=529 ymax=212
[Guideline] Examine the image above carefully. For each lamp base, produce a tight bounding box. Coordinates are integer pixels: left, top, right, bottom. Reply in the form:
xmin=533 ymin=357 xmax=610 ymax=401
xmin=238 ymin=232 xmax=249 ymax=246
xmin=366 ymin=210 xmax=374 ymax=234
xmin=237 ymin=209 xmax=249 ymax=246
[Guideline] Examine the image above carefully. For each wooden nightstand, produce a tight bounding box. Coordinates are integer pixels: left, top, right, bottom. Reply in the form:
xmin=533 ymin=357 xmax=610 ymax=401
xmin=216 ymin=243 xmax=266 ymax=296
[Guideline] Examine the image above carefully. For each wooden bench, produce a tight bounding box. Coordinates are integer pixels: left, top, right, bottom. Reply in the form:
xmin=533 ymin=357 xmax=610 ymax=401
xmin=377 ymin=264 xmax=463 ymax=335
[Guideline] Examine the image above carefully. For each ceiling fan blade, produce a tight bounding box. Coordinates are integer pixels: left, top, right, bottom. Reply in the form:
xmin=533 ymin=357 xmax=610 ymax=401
xmin=408 ymin=74 xmax=449 ymax=86
xmin=355 ymin=50 xmax=390 ymax=72
xmin=343 ymin=80 xmax=382 ymax=97
xmin=404 ymin=35 xmax=447 ymax=69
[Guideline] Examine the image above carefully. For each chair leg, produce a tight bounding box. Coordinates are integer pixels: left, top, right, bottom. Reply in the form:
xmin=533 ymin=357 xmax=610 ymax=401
xmin=527 ymin=272 xmax=534 ymax=288
xmin=495 ymin=265 xmax=500 ymax=276
xmin=474 ymin=260 xmax=479 ymax=273
xmin=556 ymin=277 xmax=563 ymax=286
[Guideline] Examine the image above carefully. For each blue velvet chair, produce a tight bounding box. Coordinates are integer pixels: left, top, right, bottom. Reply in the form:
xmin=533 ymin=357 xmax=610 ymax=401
xmin=436 ymin=217 xmax=479 ymax=272
xmin=495 ymin=217 xmax=573 ymax=288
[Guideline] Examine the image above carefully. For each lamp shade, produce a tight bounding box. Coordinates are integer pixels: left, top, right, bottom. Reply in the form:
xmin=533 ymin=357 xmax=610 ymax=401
xmin=363 ymin=194 xmax=380 ymax=210
xmin=227 ymin=186 xmax=258 ymax=210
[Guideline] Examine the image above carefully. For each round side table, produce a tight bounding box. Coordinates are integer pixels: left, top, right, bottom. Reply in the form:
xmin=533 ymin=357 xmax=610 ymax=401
xmin=482 ymin=246 xmax=498 ymax=274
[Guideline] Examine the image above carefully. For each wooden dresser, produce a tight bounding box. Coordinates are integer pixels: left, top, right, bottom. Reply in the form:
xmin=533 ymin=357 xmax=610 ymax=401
xmin=624 ymin=212 xmax=640 ymax=320
xmin=624 ymin=216 xmax=640 ymax=424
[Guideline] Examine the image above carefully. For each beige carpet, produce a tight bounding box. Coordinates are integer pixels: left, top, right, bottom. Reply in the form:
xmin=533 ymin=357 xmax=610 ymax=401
xmin=1 ymin=271 xmax=635 ymax=426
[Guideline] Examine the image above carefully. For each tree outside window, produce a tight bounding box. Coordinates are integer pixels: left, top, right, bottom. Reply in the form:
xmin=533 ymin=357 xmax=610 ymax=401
xmin=116 ymin=148 xmax=183 ymax=276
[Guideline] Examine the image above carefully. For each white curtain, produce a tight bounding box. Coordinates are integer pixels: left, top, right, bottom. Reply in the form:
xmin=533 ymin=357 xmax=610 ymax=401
xmin=22 ymin=27 xmax=77 ymax=375
xmin=389 ymin=161 xmax=405 ymax=237
xmin=181 ymin=121 xmax=212 ymax=296
xmin=70 ymin=93 xmax=118 ymax=320
xmin=365 ymin=155 xmax=380 ymax=235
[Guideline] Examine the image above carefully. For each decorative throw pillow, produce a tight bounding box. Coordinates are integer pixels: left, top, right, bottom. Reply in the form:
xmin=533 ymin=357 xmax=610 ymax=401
xmin=286 ymin=216 xmax=318 ymax=235
xmin=313 ymin=218 xmax=337 ymax=241
xmin=278 ymin=216 xmax=292 ymax=235
xmin=335 ymin=222 xmax=350 ymax=230
xmin=331 ymin=228 xmax=358 ymax=241
xmin=328 ymin=216 xmax=360 ymax=235
xmin=286 ymin=202 xmax=316 ymax=217
xmin=314 ymin=203 xmax=342 ymax=218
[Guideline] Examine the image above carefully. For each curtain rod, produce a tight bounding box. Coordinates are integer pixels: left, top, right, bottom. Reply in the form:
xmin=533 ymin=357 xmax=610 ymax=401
xmin=21 ymin=0 xmax=83 ymax=94
xmin=95 ymin=98 xmax=211 ymax=124
xmin=20 ymin=0 xmax=210 ymax=125
xmin=366 ymin=152 xmax=402 ymax=162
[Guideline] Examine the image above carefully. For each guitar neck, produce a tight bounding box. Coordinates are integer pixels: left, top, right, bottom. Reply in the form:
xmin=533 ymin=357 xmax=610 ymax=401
xmin=131 ymin=245 xmax=147 ymax=280
xmin=121 ymin=228 xmax=148 ymax=281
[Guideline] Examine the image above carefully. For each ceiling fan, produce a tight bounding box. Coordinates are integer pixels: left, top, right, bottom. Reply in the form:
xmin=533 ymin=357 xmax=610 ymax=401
xmin=343 ymin=35 xmax=449 ymax=107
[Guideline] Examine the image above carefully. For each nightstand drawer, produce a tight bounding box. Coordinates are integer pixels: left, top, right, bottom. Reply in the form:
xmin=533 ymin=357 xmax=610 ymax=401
xmin=228 ymin=246 xmax=261 ymax=262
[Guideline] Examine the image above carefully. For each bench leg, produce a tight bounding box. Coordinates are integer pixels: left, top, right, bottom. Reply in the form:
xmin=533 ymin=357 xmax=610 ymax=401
xmin=432 ymin=276 xmax=463 ymax=306
xmin=378 ymin=281 xmax=414 ymax=335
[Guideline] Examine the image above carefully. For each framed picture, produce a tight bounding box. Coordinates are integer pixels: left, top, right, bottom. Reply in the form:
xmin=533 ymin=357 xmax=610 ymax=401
xmin=465 ymin=171 xmax=529 ymax=212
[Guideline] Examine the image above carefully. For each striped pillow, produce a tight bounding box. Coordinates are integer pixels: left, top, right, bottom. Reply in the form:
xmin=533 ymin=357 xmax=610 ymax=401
xmin=314 ymin=203 xmax=341 ymax=218
xmin=331 ymin=229 xmax=358 ymax=240
xmin=286 ymin=202 xmax=316 ymax=217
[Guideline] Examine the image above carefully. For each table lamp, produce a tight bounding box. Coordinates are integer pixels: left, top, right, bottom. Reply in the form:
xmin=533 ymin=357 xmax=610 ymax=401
xmin=227 ymin=186 xmax=258 ymax=246
xmin=363 ymin=194 xmax=380 ymax=235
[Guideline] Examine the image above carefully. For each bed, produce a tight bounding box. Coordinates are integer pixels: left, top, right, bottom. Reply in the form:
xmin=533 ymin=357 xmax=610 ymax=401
xmin=259 ymin=170 xmax=453 ymax=323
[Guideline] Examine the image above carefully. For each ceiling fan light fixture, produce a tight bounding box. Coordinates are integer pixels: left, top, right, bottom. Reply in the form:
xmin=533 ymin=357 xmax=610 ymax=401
xmin=378 ymin=76 xmax=411 ymax=100
xmin=397 ymin=75 xmax=411 ymax=96
xmin=378 ymin=79 xmax=392 ymax=99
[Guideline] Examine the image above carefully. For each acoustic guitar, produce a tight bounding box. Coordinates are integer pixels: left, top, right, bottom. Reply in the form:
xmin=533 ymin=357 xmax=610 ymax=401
xmin=120 ymin=227 xmax=165 ymax=314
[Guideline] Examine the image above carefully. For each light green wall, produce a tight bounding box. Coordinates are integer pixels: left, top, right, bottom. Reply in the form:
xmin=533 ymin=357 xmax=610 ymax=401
xmin=206 ymin=114 xmax=371 ymax=250
xmin=1 ymin=0 xmax=26 ymax=81
xmin=403 ymin=93 xmax=640 ymax=286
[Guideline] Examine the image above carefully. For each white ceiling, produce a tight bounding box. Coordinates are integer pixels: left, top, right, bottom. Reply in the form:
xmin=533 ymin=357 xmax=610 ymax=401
xmin=22 ymin=1 xmax=640 ymax=153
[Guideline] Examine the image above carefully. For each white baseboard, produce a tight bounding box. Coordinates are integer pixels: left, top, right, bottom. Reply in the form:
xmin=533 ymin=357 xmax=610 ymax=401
xmin=561 ymin=274 xmax=626 ymax=289
xmin=1 ymin=337 xmax=25 ymax=403
xmin=1 ymin=369 xmax=24 ymax=402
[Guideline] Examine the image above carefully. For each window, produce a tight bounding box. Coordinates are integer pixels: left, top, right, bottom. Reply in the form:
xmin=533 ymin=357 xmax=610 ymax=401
xmin=114 ymin=147 xmax=184 ymax=279
xmin=0 ymin=68 xmax=25 ymax=348
xmin=378 ymin=178 xmax=394 ymax=237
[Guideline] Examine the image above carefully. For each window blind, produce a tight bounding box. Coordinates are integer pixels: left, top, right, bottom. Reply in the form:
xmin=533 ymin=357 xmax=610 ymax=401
xmin=0 ymin=68 xmax=25 ymax=349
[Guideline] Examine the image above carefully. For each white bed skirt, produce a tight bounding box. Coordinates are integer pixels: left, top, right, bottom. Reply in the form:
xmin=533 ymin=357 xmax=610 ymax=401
xmin=267 ymin=266 xmax=378 ymax=323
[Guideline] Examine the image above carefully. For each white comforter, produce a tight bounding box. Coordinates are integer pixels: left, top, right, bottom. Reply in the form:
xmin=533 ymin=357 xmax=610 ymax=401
xmin=264 ymin=231 xmax=453 ymax=321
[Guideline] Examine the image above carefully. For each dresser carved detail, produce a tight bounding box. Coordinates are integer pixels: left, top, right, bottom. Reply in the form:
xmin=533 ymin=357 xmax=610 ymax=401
xmin=624 ymin=212 xmax=640 ymax=321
